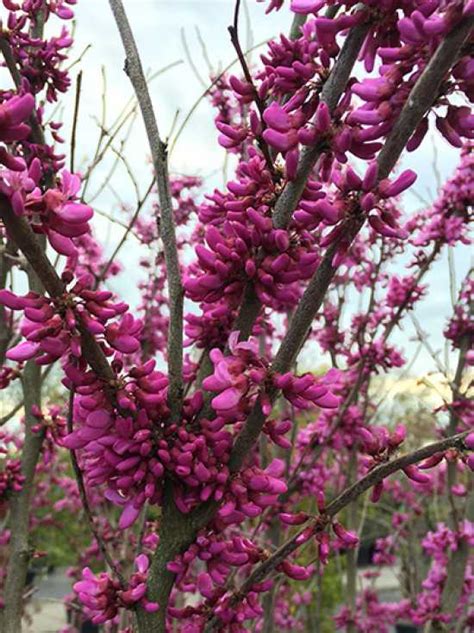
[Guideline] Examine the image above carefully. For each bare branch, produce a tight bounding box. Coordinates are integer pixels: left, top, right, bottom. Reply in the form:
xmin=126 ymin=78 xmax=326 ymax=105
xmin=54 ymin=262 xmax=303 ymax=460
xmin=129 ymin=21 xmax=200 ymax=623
xmin=98 ymin=177 xmax=155 ymax=284
xmin=109 ymin=0 xmax=184 ymax=421
xmin=70 ymin=70 xmax=83 ymax=173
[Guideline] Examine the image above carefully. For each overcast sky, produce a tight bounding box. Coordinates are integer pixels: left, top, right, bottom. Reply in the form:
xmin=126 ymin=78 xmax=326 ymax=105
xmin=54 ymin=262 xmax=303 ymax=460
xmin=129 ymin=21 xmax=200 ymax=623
xmin=5 ymin=1 xmax=472 ymax=378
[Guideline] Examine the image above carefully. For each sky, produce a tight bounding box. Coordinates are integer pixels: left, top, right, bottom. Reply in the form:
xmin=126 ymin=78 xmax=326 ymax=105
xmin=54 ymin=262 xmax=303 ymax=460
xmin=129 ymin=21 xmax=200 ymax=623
xmin=3 ymin=1 xmax=472 ymax=380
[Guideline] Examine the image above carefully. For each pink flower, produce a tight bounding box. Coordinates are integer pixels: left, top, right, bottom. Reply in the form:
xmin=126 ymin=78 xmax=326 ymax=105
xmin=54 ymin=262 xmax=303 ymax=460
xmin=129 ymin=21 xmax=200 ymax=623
xmin=0 ymin=93 xmax=34 ymax=143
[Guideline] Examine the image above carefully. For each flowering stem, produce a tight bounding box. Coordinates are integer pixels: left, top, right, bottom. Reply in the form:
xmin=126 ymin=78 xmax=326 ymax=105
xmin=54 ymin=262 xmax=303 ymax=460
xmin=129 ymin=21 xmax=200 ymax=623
xmin=272 ymin=18 xmax=371 ymax=229
xmin=289 ymin=13 xmax=307 ymax=40
xmin=382 ymin=243 xmax=441 ymax=342
xmin=230 ymin=13 xmax=473 ymax=473
xmin=0 ymin=199 xmax=123 ymax=398
xmin=376 ymin=16 xmax=474 ymax=181
xmin=197 ymin=15 xmax=371 ymax=397
xmin=0 ymin=34 xmax=22 ymax=88
xmin=175 ymin=26 xmax=474 ymax=629
xmin=0 ymin=33 xmax=48 ymax=149
xmin=205 ymin=431 xmax=471 ymax=631
xmin=135 ymin=484 xmax=203 ymax=633
xmin=109 ymin=0 xmax=184 ymax=422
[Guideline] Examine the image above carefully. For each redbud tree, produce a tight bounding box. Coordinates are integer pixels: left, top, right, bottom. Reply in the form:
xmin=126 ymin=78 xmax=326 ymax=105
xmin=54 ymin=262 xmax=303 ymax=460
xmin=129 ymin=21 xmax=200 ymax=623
xmin=0 ymin=1 xmax=472 ymax=632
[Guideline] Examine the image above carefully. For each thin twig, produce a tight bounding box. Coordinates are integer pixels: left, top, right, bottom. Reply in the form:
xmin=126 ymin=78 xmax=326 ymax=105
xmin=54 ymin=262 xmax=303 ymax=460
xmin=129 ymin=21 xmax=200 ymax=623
xmin=169 ymin=39 xmax=270 ymax=157
xmin=181 ymin=27 xmax=207 ymax=88
xmin=66 ymin=390 xmax=126 ymax=586
xmin=195 ymin=26 xmax=213 ymax=73
xmin=86 ymin=108 xmax=138 ymax=204
xmin=97 ymin=177 xmax=155 ymax=284
xmin=0 ymin=400 xmax=24 ymax=426
xmin=65 ymin=43 xmax=91 ymax=71
xmin=70 ymin=71 xmax=83 ymax=173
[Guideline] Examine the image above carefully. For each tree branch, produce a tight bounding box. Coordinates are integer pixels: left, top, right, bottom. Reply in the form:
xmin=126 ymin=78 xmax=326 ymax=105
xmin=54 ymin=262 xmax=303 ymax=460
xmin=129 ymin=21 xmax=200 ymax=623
xmin=1 ymin=236 xmax=45 ymax=633
xmin=104 ymin=13 xmax=473 ymax=633
xmin=438 ymin=330 xmax=472 ymax=620
xmin=228 ymin=14 xmax=473 ymax=472
xmin=1 ymin=361 xmax=44 ymax=633
xmin=205 ymin=431 xmax=471 ymax=631
xmin=0 ymin=198 xmax=122 ymax=396
xmin=108 ymin=0 xmax=184 ymax=422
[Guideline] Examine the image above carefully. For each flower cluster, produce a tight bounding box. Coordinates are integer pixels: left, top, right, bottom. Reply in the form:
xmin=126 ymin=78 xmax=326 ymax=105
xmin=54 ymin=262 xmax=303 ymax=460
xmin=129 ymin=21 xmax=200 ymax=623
xmin=73 ymin=555 xmax=158 ymax=624
xmin=406 ymin=142 xmax=473 ymax=247
xmin=185 ymin=148 xmax=320 ymax=314
xmin=444 ymin=274 xmax=473 ymax=351
xmin=0 ymin=275 xmax=140 ymax=365
xmin=411 ymin=521 xmax=474 ymax=626
xmin=0 ymin=432 xmax=25 ymax=505
xmin=203 ymin=333 xmax=272 ymax=420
